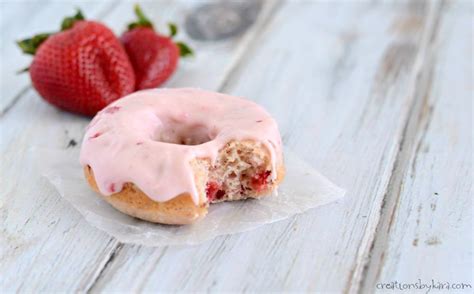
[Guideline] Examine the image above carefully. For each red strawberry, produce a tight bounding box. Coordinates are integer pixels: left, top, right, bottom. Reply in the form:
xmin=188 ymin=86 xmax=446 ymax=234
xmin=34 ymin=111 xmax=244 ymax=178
xmin=17 ymin=10 xmax=135 ymax=116
xmin=120 ymin=5 xmax=193 ymax=90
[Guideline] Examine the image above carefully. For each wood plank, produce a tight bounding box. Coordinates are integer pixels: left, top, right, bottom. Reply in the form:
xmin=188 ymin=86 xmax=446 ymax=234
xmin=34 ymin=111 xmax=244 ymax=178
xmin=0 ymin=2 xmax=119 ymax=291
xmin=369 ymin=2 xmax=472 ymax=289
xmin=0 ymin=0 xmax=281 ymax=291
xmin=90 ymin=1 xmax=444 ymax=292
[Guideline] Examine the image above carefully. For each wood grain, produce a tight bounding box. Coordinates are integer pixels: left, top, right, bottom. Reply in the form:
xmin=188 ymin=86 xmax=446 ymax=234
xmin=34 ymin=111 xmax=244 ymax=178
xmin=0 ymin=2 xmax=121 ymax=291
xmin=0 ymin=0 xmax=471 ymax=292
xmin=0 ymin=0 xmax=282 ymax=291
xmin=88 ymin=1 xmax=449 ymax=293
xmin=367 ymin=1 xmax=472 ymax=289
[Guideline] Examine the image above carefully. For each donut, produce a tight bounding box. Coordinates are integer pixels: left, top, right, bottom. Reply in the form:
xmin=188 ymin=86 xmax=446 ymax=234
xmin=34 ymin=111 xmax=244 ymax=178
xmin=80 ymin=88 xmax=284 ymax=225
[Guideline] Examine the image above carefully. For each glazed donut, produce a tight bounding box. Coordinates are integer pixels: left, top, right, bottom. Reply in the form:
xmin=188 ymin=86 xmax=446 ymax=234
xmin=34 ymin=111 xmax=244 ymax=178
xmin=80 ymin=88 xmax=284 ymax=225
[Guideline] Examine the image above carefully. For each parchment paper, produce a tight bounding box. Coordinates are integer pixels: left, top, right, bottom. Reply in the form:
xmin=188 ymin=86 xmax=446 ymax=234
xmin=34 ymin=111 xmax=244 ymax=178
xmin=39 ymin=148 xmax=345 ymax=246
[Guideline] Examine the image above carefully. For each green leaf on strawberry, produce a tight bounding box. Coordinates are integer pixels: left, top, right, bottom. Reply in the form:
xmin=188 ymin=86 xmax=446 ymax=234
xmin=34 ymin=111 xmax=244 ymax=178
xmin=125 ymin=4 xmax=193 ymax=59
xmin=17 ymin=9 xmax=86 ymax=56
xmin=168 ymin=23 xmax=178 ymax=37
xmin=17 ymin=33 xmax=52 ymax=55
xmin=175 ymin=41 xmax=193 ymax=57
xmin=61 ymin=9 xmax=85 ymax=31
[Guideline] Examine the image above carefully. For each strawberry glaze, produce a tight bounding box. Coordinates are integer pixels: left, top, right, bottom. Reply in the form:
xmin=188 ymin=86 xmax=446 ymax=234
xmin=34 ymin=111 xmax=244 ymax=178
xmin=80 ymin=88 xmax=283 ymax=205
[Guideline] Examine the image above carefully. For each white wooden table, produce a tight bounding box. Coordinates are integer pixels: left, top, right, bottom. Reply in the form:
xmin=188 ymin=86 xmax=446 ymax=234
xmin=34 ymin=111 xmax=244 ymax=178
xmin=1 ymin=0 xmax=472 ymax=292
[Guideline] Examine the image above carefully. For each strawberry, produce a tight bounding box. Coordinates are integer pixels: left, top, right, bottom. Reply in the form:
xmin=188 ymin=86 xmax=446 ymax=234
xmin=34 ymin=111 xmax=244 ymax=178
xmin=17 ymin=10 xmax=135 ymax=116
xmin=120 ymin=5 xmax=193 ymax=90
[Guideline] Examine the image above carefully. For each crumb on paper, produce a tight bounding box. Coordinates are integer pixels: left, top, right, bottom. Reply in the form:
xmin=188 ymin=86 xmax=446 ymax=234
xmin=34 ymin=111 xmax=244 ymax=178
xmin=425 ymin=236 xmax=442 ymax=246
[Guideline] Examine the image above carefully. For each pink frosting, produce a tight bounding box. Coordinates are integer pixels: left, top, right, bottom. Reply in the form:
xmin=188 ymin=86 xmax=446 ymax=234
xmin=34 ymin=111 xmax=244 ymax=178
xmin=80 ymin=88 xmax=283 ymax=205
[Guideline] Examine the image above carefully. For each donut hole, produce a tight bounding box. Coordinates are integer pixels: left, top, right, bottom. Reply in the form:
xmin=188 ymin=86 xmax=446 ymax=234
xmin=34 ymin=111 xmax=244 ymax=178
xmin=155 ymin=123 xmax=215 ymax=146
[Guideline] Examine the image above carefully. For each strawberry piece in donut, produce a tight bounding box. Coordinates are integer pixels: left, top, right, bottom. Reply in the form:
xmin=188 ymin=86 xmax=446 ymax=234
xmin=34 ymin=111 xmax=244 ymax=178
xmin=206 ymin=182 xmax=225 ymax=202
xmin=251 ymin=171 xmax=272 ymax=192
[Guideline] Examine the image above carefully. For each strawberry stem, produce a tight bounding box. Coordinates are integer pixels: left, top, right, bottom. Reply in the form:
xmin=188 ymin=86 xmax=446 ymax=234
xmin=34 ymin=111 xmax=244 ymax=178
xmin=134 ymin=4 xmax=150 ymax=23
xmin=61 ymin=9 xmax=85 ymax=31
xmin=128 ymin=4 xmax=153 ymax=30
